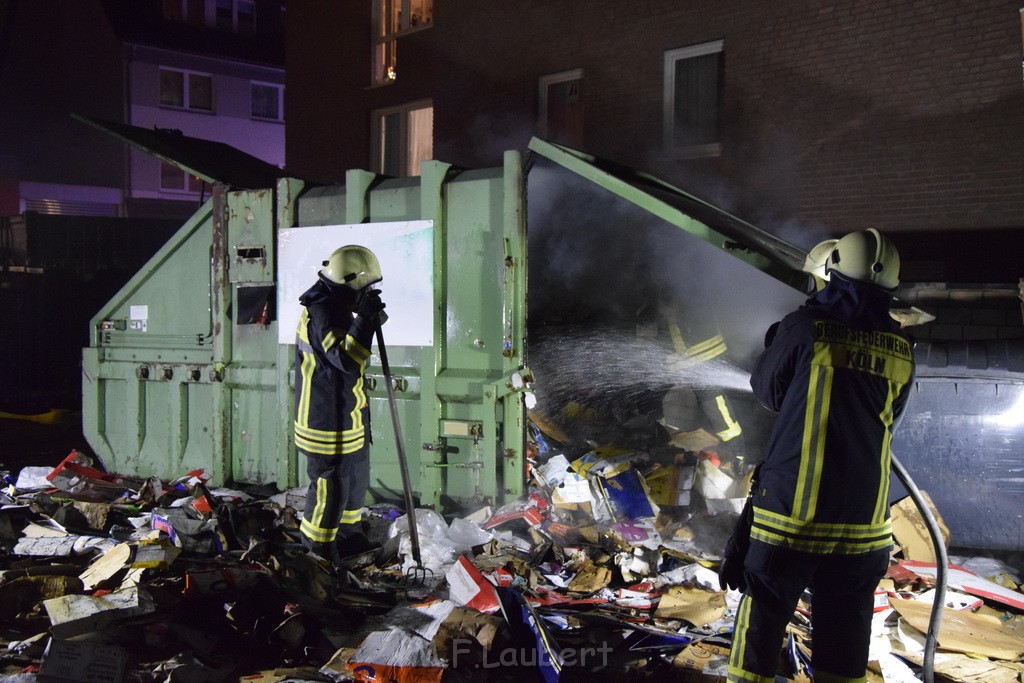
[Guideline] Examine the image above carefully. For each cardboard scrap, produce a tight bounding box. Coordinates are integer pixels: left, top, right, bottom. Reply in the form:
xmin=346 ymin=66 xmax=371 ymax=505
xmin=644 ymin=464 xmax=694 ymax=507
xmin=655 ymin=585 xmax=727 ymax=626
xmin=446 ymin=555 xmax=500 ymax=613
xmin=79 ymin=543 xmax=134 ymax=590
xmin=567 ymin=561 xmax=612 ymax=593
xmin=13 ymin=535 xmax=78 ymax=557
xmin=43 ymin=584 xmax=156 ymax=639
xmin=671 ymin=642 xmax=730 ymax=682
xmin=38 ymin=638 xmax=128 ymax=683
xmin=890 ymin=491 xmax=950 ymax=563
xmin=889 ymin=597 xmax=1024 ymax=661
xmin=892 ymin=648 xmax=1024 ymax=683
xmin=899 ymin=561 xmax=1024 ymax=610
xmin=669 ymin=428 xmax=720 ymax=452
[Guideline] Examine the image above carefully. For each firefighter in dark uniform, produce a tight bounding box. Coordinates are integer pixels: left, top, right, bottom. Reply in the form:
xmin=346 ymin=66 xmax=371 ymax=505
xmin=294 ymin=245 xmax=385 ymax=562
xmin=721 ymin=229 xmax=914 ymax=682
xmin=660 ymin=299 xmax=746 ymax=463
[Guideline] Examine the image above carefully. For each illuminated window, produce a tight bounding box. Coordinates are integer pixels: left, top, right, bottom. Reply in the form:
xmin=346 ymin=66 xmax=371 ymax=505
xmin=251 ymin=82 xmax=284 ymax=121
xmin=538 ymin=69 xmax=584 ymax=147
xmin=371 ymin=0 xmax=433 ymax=85
xmin=160 ymin=68 xmax=213 ymax=112
xmin=371 ymin=101 xmax=433 ymax=177
xmin=160 ymin=161 xmax=203 ymax=193
xmin=663 ymin=39 xmax=724 ymax=158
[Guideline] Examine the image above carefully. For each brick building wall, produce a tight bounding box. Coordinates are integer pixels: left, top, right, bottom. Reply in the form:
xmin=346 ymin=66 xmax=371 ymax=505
xmin=286 ymin=1 xmax=1024 ymax=241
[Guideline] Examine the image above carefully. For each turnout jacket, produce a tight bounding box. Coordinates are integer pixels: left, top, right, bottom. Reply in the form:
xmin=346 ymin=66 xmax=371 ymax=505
xmin=749 ymin=276 xmax=915 ymax=555
xmin=293 ymin=280 xmax=375 ymax=456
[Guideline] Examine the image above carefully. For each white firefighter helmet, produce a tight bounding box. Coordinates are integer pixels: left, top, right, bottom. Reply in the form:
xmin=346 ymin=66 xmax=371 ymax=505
xmin=826 ymin=228 xmax=900 ymax=290
xmin=320 ymin=245 xmax=382 ymax=290
xmin=803 ymin=238 xmax=839 ymax=291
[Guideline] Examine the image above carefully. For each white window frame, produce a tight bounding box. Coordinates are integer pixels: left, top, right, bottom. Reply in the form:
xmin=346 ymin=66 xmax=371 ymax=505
xmin=215 ymin=0 xmax=256 ymax=33
xmin=250 ymin=81 xmax=284 ymax=121
xmin=663 ymin=39 xmax=724 ymax=158
xmin=370 ymin=99 xmax=433 ymax=177
xmin=370 ymin=0 xmax=433 ymax=85
xmin=159 ymin=67 xmax=214 ymax=112
xmin=538 ymin=69 xmax=583 ymax=139
xmin=159 ymin=160 xmax=203 ymax=195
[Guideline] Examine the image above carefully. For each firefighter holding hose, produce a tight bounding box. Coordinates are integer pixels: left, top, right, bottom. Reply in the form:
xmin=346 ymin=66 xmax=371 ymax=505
xmin=293 ymin=245 xmax=386 ymax=563
xmin=721 ymin=229 xmax=915 ymax=682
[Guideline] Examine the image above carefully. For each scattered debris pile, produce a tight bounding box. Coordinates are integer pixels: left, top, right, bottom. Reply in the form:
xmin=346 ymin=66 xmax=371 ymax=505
xmin=2 ymin=441 xmax=1023 ymax=683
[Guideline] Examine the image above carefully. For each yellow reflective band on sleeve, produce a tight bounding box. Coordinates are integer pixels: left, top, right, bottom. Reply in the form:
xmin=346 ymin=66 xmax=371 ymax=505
xmin=340 ymin=508 xmax=363 ymax=524
xmin=714 ymin=394 xmax=743 ymax=441
xmin=669 ymin=322 xmax=728 ymax=362
xmin=296 ymin=309 xmax=310 ymax=344
xmin=343 ymin=334 xmax=371 ymax=364
xmin=323 ymin=329 xmax=338 ymax=352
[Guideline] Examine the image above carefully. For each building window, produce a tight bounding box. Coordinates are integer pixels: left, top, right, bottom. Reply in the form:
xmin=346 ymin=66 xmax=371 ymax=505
xmin=216 ymin=0 xmax=256 ymax=34
xmin=160 ymin=161 xmax=203 ymax=193
xmin=371 ymin=101 xmax=433 ymax=177
xmin=163 ymin=0 xmax=254 ymax=32
xmin=160 ymin=68 xmax=213 ymax=112
xmin=538 ymin=69 xmax=584 ymax=148
xmin=251 ymin=82 xmax=284 ymax=121
xmin=371 ymin=0 xmax=433 ymax=85
xmin=163 ymin=0 xmax=208 ymax=26
xmin=663 ymin=39 xmax=724 ymax=158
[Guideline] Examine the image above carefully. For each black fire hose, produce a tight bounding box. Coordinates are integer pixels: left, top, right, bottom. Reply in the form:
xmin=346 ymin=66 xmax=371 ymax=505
xmin=891 ymin=453 xmax=947 ymax=683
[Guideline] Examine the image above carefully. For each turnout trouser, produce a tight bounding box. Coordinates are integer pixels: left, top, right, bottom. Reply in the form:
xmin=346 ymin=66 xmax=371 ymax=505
xmin=299 ymin=447 xmax=370 ymax=556
xmin=728 ymin=540 xmax=889 ymax=683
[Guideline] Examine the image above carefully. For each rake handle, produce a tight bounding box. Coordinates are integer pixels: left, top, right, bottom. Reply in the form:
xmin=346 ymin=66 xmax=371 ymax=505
xmin=375 ymin=325 xmax=423 ymax=568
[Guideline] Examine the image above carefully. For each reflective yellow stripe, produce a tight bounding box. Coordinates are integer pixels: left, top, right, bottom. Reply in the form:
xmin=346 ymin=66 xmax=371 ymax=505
xmin=727 ymin=596 xmax=774 ymax=683
xmin=340 ymin=509 xmax=363 ymax=524
xmin=714 ymin=394 xmax=743 ymax=441
xmin=322 ymin=329 xmax=336 ymax=352
xmin=873 ymin=380 xmax=898 ymax=525
xmin=295 ymin=434 xmax=365 ymax=455
xmin=294 ymin=422 xmax=365 ymax=439
xmin=301 ymin=478 xmax=337 ymax=543
xmin=296 ymin=351 xmax=316 ymax=429
xmin=669 ymin=322 xmax=728 ymax=362
xmin=796 ymin=357 xmax=832 ymax=520
xmin=300 ymin=518 xmax=337 ymax=543
xmin=297 ymin=309 xmax=310 ymax=344
xmin=343 ymin=333 xmax=371 ymax=363
xmin=350 ymin=376 xmax=366 ymax=431
xmin=751 ymin=507 xmax=892 ymax=553
xmin=754 ymin=507 xmax=892 ymax=537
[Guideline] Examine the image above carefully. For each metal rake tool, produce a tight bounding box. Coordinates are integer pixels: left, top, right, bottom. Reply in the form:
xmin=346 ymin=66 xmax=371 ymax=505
xmin=376 ymin=325 xmax=434 ymax=588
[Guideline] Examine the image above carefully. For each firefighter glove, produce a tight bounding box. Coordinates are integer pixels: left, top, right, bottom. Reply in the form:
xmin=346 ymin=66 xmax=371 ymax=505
xmin=719 ymin=535 xmax=748 ymax=592
xmin=357 ymin=289 xmax=386 ymax=322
